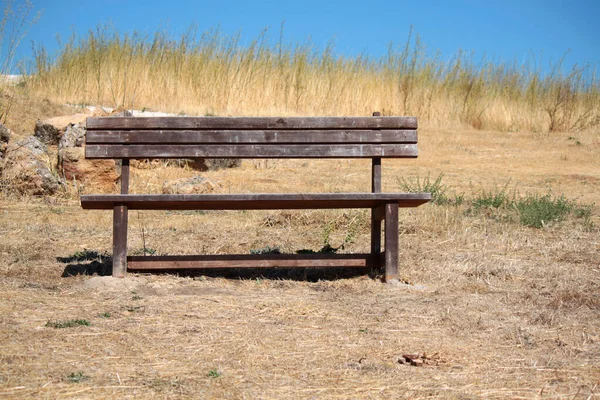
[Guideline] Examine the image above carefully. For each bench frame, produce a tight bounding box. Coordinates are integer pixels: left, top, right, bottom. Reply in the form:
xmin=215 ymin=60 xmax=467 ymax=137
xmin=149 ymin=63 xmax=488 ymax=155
xmin=81 ymin=112 xmax=431 ymax=282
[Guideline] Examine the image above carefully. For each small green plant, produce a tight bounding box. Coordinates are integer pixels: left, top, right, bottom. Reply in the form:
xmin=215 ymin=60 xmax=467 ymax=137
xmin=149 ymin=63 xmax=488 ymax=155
xmin=398 ymin=173 xmax=463 ymax=205
xmin=46 ymin=319 xmax=91 ymax=328
xmin=207 ymin=369 xmax=221 ymax=378
xmin=67 ymin=371 xmax=89 ymax=383
xmin=297 ymin=218 xmax=359 ymax=254
xmin=514 ymin=193 xmax=573 ymax=228
xmin=131 ymin=291 xmax=142 ymax=301
xmin=250 ymin=246 xmax=281 ymax=255
xmin=132 ymin=247 xmax=156 ymax=256
xmin=99 ymin=312 xmax=111 ymax=318
xmin=472 ymin=183 xmax=513 ymax=210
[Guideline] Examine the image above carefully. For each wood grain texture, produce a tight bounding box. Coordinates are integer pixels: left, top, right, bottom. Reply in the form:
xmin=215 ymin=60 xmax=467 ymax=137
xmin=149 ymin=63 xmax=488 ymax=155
xmin=127 ymin=254 xmax=377 ymax=269
xmin=86 ymin=130 xmax=418 ymax=144
xmin=384 ymin=203 xmax=399 ymax=282
xmin=81 ymin=193 xmax=432 ymax=210
xmin=86 ymin=116 xmax=418 ymax=130
xmin=112 ymin=205 xmax=128 ymax=278
xmin=85 ymin=144 xmax=418 ymax=159
xmin=120 ymin=159 xmax=129 ymax=195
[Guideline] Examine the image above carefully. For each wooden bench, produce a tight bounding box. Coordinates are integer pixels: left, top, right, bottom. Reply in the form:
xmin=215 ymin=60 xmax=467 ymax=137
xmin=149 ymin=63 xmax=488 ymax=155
xmin=81 ymin=113 xmax=431 ymax=281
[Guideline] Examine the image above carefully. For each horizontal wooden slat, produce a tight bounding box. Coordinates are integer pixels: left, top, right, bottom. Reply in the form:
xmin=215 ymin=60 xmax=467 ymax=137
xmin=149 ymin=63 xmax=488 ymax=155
xmin=80 ymin=193 xmax=432 ymax=210
xmin=127 ymin=253 xmax=377 ymax=269
xmin=86 ymin=116 xmax=418 ymax=130
xmin=86 ymin=130 xmax=418 ymax=144
xmin=85 ymin=144 xmax=418 ymax=159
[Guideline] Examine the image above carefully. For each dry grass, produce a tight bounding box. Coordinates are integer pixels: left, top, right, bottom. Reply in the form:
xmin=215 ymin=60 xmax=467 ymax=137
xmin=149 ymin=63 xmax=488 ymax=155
xmin=23 ymin=26 xmax=600 ymax=134
xmin=1 ymin=120 xmax=599 ymax=398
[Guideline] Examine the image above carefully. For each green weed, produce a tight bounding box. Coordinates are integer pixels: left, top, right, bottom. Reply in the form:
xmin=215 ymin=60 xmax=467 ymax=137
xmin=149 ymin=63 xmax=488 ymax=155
xmin=471 ymin=183 xmax=513 ymax=210
xmin=398 ymin=173 xmax=463 ymax=205
xmin=46 ymin=319 xmax=91 ymax=328
xmin=207 ymin=369 xmax=222 ymax=378
xmin=514 ymin=193 xmax=573 ymax=228
xmin=67 ymin=371 xmax=89 ymax=383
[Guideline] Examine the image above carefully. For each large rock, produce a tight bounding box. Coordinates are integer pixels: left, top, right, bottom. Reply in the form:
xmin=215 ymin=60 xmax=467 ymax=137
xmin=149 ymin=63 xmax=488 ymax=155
xmin=162 ymin=176 xmax=217 ymax=194
xmin=0 ymin=122 xmax=10 ymax=163
xmin=34 ymin=113 xmax=88 ymax=145
xmin=58 ymin=147 xmax=118 ymax=192
xmin=1 ymin=136 xmax=62 ymax=195
xmin=58 ymin=123 xmax=86 ymax=149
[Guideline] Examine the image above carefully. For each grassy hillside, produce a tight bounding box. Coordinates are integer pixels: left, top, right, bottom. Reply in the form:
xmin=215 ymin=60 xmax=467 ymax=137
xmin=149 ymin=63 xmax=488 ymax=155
xmin=25 ymin=25 xmax=600 ymax=133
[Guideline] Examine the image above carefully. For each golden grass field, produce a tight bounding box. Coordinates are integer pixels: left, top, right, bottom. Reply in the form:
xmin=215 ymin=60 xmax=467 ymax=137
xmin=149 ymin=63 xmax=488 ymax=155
xmin=0 ymin=97 xmax=598 ymax=398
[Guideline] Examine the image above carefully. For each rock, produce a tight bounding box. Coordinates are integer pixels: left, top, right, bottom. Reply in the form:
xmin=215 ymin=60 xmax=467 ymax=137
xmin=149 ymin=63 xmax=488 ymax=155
xmin=162 ymin=176 xmax=217 ymax=194
xmin=0 ymin=122 xmax=11 ymax=162
xmin=34 ymin=120 xmax=61 ymax=145
xmin=108 ymin=107 xmax=133 ymax=117
xmin=34 ymin=113 xmax=88 ymax=145
xmin=1 ymin=136 xmax=62 ymax=195
xmin=190 ymin=158 xmax=241 ymax=171
xmin=58 ymin=147 xmax=118 ymax=192
xmin=58 ymin=123 xmax=86 ymax=149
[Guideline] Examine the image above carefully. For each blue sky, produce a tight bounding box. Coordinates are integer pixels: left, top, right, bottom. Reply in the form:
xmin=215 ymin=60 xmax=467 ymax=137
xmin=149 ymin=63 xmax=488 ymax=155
xmin=4 ymin=0 xmax=600 ymax=74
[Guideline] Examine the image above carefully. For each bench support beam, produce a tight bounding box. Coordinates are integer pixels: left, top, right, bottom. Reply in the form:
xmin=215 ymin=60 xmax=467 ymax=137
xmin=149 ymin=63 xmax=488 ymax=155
xmin=112 ymin=205 xmax=128 ymax=277
xmin=113 ymin=159 xmax=130 ymax=277
xmin=384 ymin=202 xmax=399 ymax=282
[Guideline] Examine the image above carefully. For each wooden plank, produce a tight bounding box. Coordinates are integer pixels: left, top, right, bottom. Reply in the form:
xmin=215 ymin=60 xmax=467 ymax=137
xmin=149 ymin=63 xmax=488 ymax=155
xmin=80 ymin=193 xmax=432 ymax=210
xmin=384 ymin=203 xmax=399 ymax=282
xmin=112 ymin=205 xmax=128 ymax=278
xmin=120 ymin=159 xmax=129 ymax=194
xmin=86 ymin=116 xmax=418 ymax=130
xmin=86 ymin=130 xmax=418 ymax=144
xmin=127 ymin=253 xmax=377 ymax=269
xmin=85 ymin=144 xmax=418 ymax=159
xmin=371 ymin=155 xmax=382 ymax=264
xmin=371 ymin=158 xmax=382 ymax=193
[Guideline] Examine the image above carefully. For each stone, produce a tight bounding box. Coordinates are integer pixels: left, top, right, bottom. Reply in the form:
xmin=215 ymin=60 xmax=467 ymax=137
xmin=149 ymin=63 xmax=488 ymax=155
xmin=58 ymin=147 xmax=118 ymax=192
xmin=1 ymin=136 xmax=62 ymax=195
xmin=0 ymin=122 xmax=11 ymax=162
xmin=58 ymin=123 xmax=86 ymax=149
xmin=108 ymin=107 xmax=133 ymax=117
xmin=34 ymin=113 xmax=89 ymax=146
xmin=162 ymin=176 xmax=217 ymax=195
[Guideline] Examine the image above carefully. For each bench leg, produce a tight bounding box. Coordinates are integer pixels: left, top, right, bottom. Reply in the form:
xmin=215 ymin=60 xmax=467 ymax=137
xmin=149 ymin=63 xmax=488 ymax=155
xmin=384 ymin=203 xmax=399 ymax=282
xmin=112 ymin=205 xmax=128 ymax=277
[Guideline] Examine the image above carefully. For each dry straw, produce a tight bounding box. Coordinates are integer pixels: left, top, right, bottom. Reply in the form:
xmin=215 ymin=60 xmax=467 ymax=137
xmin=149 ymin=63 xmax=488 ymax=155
xmin=25 ymin=25 xmax=600 ymax=133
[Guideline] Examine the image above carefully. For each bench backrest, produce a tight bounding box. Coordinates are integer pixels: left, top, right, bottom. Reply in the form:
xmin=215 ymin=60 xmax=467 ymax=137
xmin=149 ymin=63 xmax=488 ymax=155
xmin=85 ymin=116 xmax=418 ymax=159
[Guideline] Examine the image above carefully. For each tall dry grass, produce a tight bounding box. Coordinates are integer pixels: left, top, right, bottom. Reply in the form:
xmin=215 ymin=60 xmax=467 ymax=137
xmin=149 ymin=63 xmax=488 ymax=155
xmin=26 ymin=25 xmax=600 ymax=133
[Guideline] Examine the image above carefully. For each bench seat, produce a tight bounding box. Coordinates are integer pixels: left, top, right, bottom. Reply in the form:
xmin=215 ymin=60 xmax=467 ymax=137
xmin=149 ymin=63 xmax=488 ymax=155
xmin=81 ymin=193 xmax=431 ymax=210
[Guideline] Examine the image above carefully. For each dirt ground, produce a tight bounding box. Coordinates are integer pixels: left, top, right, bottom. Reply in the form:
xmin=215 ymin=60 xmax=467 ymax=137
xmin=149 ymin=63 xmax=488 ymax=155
xmin=0 ymin=125 xmax=599 ymax=398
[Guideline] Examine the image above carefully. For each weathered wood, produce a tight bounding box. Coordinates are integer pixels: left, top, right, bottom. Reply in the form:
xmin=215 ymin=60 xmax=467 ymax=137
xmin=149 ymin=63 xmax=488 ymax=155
xmin=128 ymin=253 xmax=377 ymax=269
xmin=112 ymin=205 xmax=128 ymax=277
xmin=371 ymin=155 xmax=382 ymax=263
xmin=120 ymin=159 xmax=129 ymax=194
xmin=87 ymin=116 xmax=418 ymax=130
xmin=384 ymin=203 xmax=399 ymax=282
xmin=82 ymin=114 xmax=431 ymax=279
xmin=86 ymin=130 xmax=418 ymax=144
xmin=85 ymin=143 xmax=418 ymax=159
xmin=81 ymin=193 xmax=432 ymax=210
